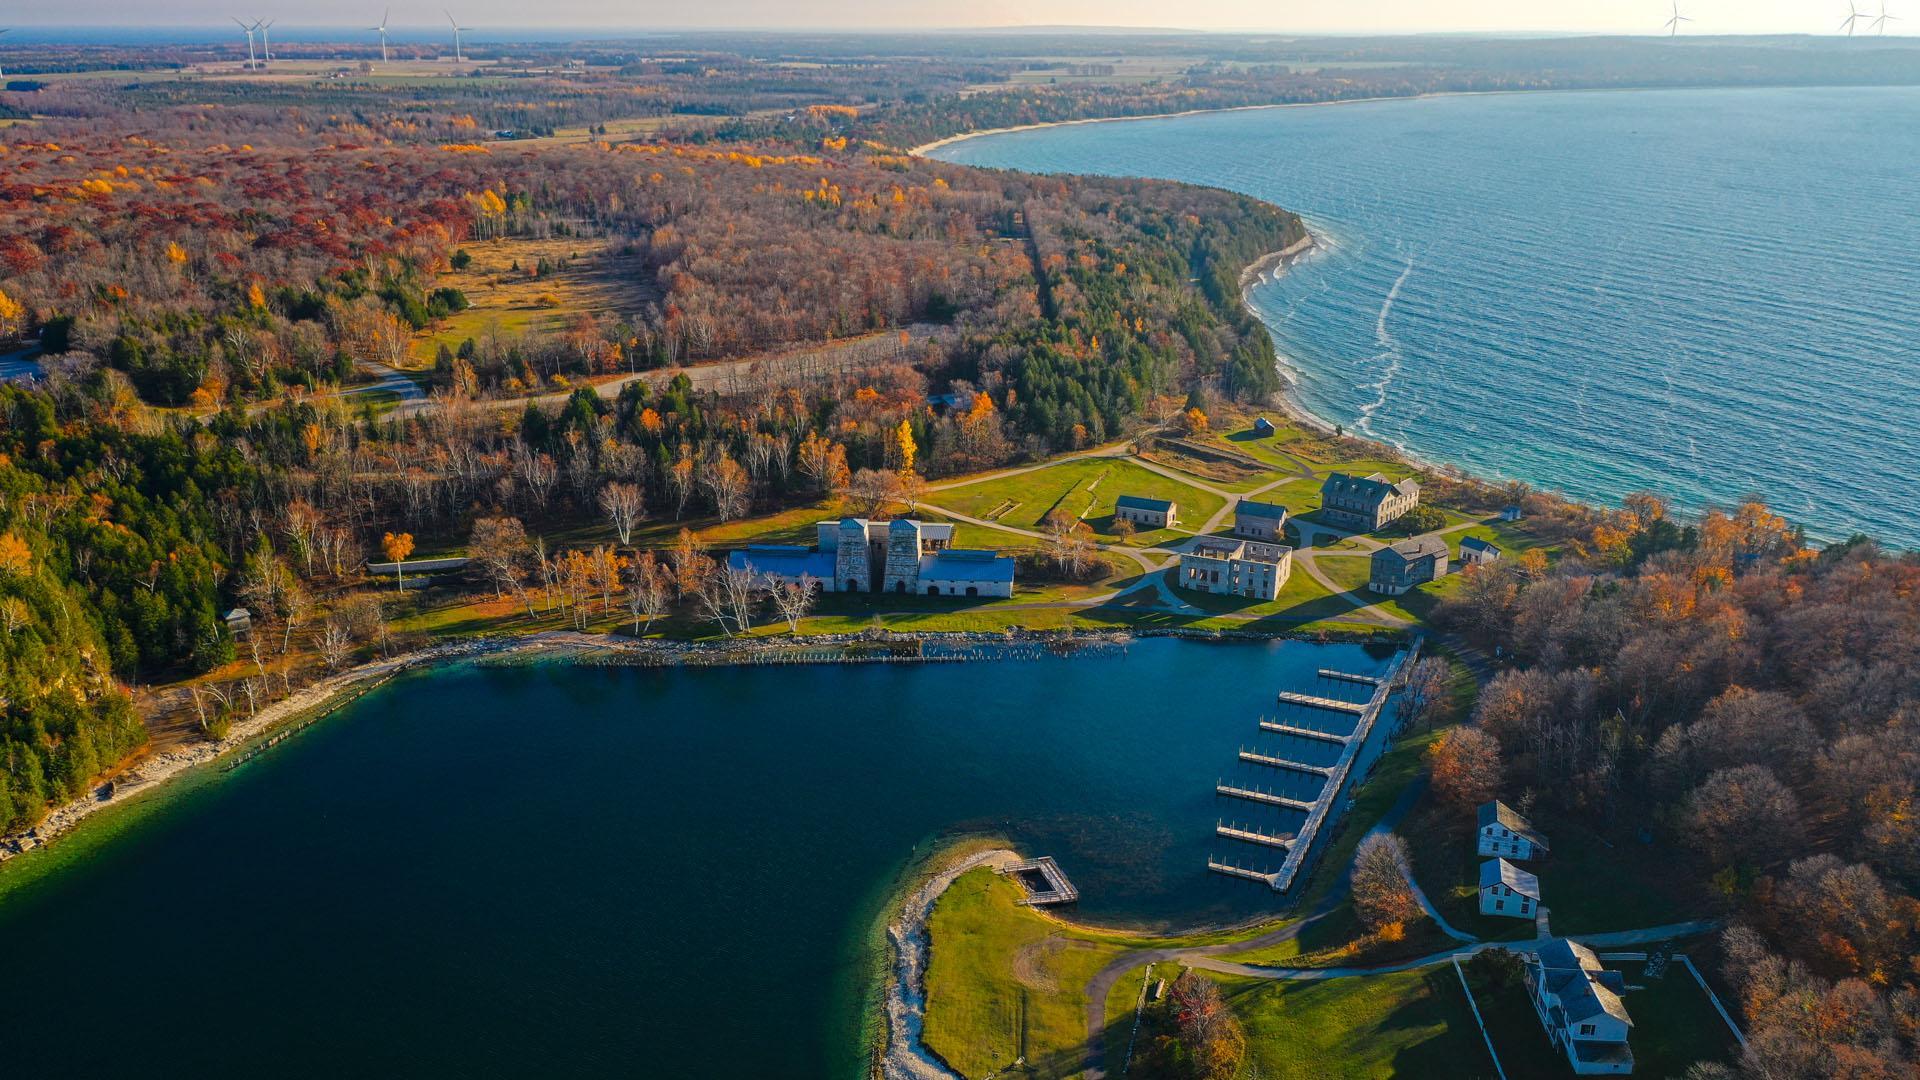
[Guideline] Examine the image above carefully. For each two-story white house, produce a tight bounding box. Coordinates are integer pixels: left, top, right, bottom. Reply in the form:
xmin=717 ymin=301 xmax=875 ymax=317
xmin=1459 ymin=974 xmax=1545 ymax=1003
xmin=1524 ymin=938 xmax=1636 ymax=1075
xmin=1478 ymin=858 xmax=1540 ymax=920
xmin=1477 ymin=800 xmax=1551 ymax=861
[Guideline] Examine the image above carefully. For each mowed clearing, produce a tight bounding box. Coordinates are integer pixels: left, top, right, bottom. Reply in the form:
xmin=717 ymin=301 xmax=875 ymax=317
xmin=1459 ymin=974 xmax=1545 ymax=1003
xmin=931 ymin=458 xmax=1225 ymax=547
xmin=412 ymin=237 xmax=657 ymax=365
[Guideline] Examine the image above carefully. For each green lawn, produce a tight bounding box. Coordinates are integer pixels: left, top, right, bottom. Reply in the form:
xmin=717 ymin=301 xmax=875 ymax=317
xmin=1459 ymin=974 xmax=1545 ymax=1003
xmin=1470 ymin=958 xmax=1738 ymax=1079
xmin=1214 ymin=966 xmax=1498 ymax=1079
xmin=921 ymin=867 xmax=1129 ymax=1079
xmin=927 ymin=458 xmax=1225 ymax=546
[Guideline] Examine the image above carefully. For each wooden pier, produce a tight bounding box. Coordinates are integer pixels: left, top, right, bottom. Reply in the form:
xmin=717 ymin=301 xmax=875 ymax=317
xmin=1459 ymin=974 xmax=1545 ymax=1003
xmin=1317 ymin=668 xmax=1382 ymax=686
xmin=1216 ymin=782 xmax=1317 ymax=812
xmin=1258 ymin=721 xmax=1349 ymax=744
xmin=1001 ymin=856 xmax=1079 ymax=906
xmin=1238 ymin=749 xmax=1334 ymax=776
xmin=1207 ymin=860 xmax=1279 ymax=886
xmin=1276 ymin=690 xmax=1367 ymax=714
xmin=1216 ymin=822 xmax=1294 ymax=849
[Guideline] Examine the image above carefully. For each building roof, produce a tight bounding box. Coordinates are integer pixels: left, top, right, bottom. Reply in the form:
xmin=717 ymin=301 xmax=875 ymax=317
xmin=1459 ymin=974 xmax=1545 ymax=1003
xmin=1535 ymin=938 xmax=1634 ymax=1027
xmin=1321 ymin=471 xmax=1420 ymax=507
xmin=1253 ymin=416 xmax=1276 ymax=431
xmin=1460 ymin=536 xmax=1501 ymax=555
xmin=1479 ymin=857 xmax=1540 ymax=901
xmin=729 ymin=546 xmax=836 ymax=580
xmin=920 ymin=549 xmax=1015 ymax=584
xmin=1190 ymin=538 xmax=1243 ymax=558
xmin=1478 ymin=800 xmax=1551 ymax=852
xmin=1236 ymin=500 xmax=1289 ymax=521
xmin=1116 ymin=495 xmax=1174 ymax=514
xmin=1376 ymin=536 xmax=1448 ymax=564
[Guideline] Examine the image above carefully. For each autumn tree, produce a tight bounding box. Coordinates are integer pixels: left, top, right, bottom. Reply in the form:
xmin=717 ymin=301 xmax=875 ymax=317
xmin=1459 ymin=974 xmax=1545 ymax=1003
xmin=470 ymin=516 xmax=533 ymax=614
xmin=1397 ymin=656 xmax=1453 ymax=732
xmin=381 ymin=531 xmax=415 ymax=592
xmin=1686 ymin=764 xmax=1806 ymax=871
xmin=1350 ymin=832 xmax=1423 ymax=932
xmin=1428 ymin=725 xmax=1503 ymax=814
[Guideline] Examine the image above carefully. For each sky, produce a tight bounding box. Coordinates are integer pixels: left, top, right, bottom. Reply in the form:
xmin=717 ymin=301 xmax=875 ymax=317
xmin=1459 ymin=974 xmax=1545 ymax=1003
xmin=2 ymin=0 xmax=1908 ymax=35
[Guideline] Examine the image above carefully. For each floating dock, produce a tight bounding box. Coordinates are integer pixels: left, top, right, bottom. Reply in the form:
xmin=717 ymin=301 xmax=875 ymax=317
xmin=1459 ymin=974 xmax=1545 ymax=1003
xmin=1216 ymin=782 xmax=1317 ymax=812
xmin=1206 ymin=860 xmax=1279 ymax=886
xmin=1001 ymin=856 xmax=1079 ymax=906
xmin=1258 ymin=721 xmax=1349 ymax=744
xmin=1237 ymin=749 xmax=1334 ymax=777
xmin=1317 ymin=668 xmax=1382 ymax=686
xmin=1216 ymin=822 xmax=1294 ymax=849
xmin=1275 ymin=690 xmax=1367 ymax=714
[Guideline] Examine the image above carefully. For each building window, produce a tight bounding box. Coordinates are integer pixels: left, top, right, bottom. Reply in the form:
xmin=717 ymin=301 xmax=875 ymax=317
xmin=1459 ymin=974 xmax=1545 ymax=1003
xmin=1578 ymin=1024 xmax=1595 ymax=1036
xmin=1495 ymin=900 xmax=1504 ymax=911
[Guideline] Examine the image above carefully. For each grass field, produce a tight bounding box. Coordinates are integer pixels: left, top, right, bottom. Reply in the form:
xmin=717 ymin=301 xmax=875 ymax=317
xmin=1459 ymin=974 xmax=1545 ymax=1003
xmin=411 ymin=237 xmax=655 ymax=366
xmin=928 ymin=458 xmax=1226 ymax=547
xmin=922 ymin=867 xmax=1129 ymax=1079
xmin=1470 ymin=957 xmax=1738 ymax=1079
xmin=1214 ymin=966 xmax=1498 ymax=1079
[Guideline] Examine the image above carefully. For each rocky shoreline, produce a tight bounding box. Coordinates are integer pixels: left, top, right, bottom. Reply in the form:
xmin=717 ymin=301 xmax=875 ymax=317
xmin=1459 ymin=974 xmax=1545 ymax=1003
xmin=880 ymin=845 xmax=1022 ymax=1080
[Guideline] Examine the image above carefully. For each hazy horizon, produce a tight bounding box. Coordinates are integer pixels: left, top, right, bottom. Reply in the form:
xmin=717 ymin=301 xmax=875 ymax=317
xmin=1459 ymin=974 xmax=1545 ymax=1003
xmin=1 ymin=1 xmax=1911 ymax=37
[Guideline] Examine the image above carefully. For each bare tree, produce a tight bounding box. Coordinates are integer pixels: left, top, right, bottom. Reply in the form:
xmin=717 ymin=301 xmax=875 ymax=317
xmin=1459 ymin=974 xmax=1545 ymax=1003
xmin=697 ymin=565 xmax=760 ymax=636
xmin=597 ymin=481 xmax=647 ymax=545
xmin=1398 ymin=656 xmax=1452 ymax=732
xmin=314 ymin=620 xmax=354 ymax=671
xmin=767 ymin=574 xmax=818 ymax=634
xmin=699 ymin=455 xmax=751 ymax=521
xmin=626 ymin=552 xmax=673 ymax=635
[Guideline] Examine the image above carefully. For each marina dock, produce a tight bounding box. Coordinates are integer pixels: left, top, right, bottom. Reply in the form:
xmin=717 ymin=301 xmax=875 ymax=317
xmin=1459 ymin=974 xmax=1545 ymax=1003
xmin=1002 ymin=856 xmax=1079 ymax=906
xmin=1208 ymin=652 xmax=1415 ymax=892
xmin=1258 ymin=721 xmax=1349 ymax=744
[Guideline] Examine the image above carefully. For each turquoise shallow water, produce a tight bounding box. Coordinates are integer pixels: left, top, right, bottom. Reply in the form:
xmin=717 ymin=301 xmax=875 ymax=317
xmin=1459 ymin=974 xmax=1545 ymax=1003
xmin=0 ymin=638 xmax=1397 ymax=1077
xmin=932 ymin=87 xmax=1920 ymax=548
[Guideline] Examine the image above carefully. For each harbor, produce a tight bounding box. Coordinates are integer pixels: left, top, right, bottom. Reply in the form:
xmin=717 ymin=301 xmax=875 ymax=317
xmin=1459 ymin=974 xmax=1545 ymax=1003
xmin=1208 ymin=650 xmax=1412 ymax=891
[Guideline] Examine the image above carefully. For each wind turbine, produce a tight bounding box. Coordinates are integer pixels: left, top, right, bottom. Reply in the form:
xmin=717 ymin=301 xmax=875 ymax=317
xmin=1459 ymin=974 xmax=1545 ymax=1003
xmin=233 ymin=17 xmax=259 ymax=65
xmin=0 ymin=29 xmax=10 ymax=82
xmin=1840 ymin=0 xmax=1868 ymax=33
xmin=445 ymin=9 xmax=468 ymax=63
xmin=1870 ymin=1 xmax=1900 ymax=32
xmin=370 ymin=7 xmax=391 ymax=63
xmin=258 ymin=19 xmax=275 ymax=64
xmin=1664 ymin=1 xmax=1692 ymax=35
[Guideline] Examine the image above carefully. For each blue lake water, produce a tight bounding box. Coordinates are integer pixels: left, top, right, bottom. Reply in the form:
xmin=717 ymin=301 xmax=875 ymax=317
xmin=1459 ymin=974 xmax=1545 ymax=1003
xmin=0 ymin=638 xmax=1398 ymax=1077
xmin=931 ymin=87 xmax=1920 ymax=548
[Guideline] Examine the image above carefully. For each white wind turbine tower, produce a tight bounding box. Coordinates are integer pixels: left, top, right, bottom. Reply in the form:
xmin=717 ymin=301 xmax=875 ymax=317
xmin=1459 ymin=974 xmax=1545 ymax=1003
xmin=233 ymin=17 xmax=259 ymax=65
xmin=1870 ymin=1 xmax=1900 ymax=32
xmin=371 ymin=7 xmax=391 ymax=63
xmin=258 ymin=19 xmax=275 ymax=64
xmin=0 ymin=29 xmax=10 ymax=82
xmin=445 ymin=9 xmax=469 ymax=63
xmin=1840 ymin=0 xmax=1868 ymax=33
xmin=1664 ymin=1 xmax=1693 ymax=35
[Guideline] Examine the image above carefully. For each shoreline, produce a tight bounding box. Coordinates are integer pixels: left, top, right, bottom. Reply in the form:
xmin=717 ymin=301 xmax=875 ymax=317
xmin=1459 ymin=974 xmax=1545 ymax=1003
xmin=3 ymin=625 xmax=1402 ymax=870
xmin=908 ymin=87 xmax=1590 ymax=158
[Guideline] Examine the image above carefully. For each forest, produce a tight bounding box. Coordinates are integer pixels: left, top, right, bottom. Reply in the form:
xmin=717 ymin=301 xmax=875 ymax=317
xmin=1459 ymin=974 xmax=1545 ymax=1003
xmin=0 ymin=69 xmax=1297 ymax=833
xmin=1435 ymin=495 xmax=1920 ymax=1078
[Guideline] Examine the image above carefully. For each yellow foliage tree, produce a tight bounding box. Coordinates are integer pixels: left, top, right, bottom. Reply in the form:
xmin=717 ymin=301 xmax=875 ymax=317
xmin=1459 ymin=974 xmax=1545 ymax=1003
xmin=0 ymin=531 xmax=32 ymax=577
xmin=382 ymin=532 xmax=416 ymax=592
xmin=0 ymin=287 xmax=24 ymax=338
xmin=893 ymin=419 xmax=917 ymax=473
xmin=165 ymin=241 xmax=189 ymax=265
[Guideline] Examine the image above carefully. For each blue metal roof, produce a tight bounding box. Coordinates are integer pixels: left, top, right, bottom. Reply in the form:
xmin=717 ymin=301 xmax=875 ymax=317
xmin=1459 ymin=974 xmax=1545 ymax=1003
xmin=919 ymin=549 xmax=1015 ymax=584
xmin=728 ymin=547 xmax=836 ymax=580
xmin=1115 ymin=495 xmax=1174 ymax=513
